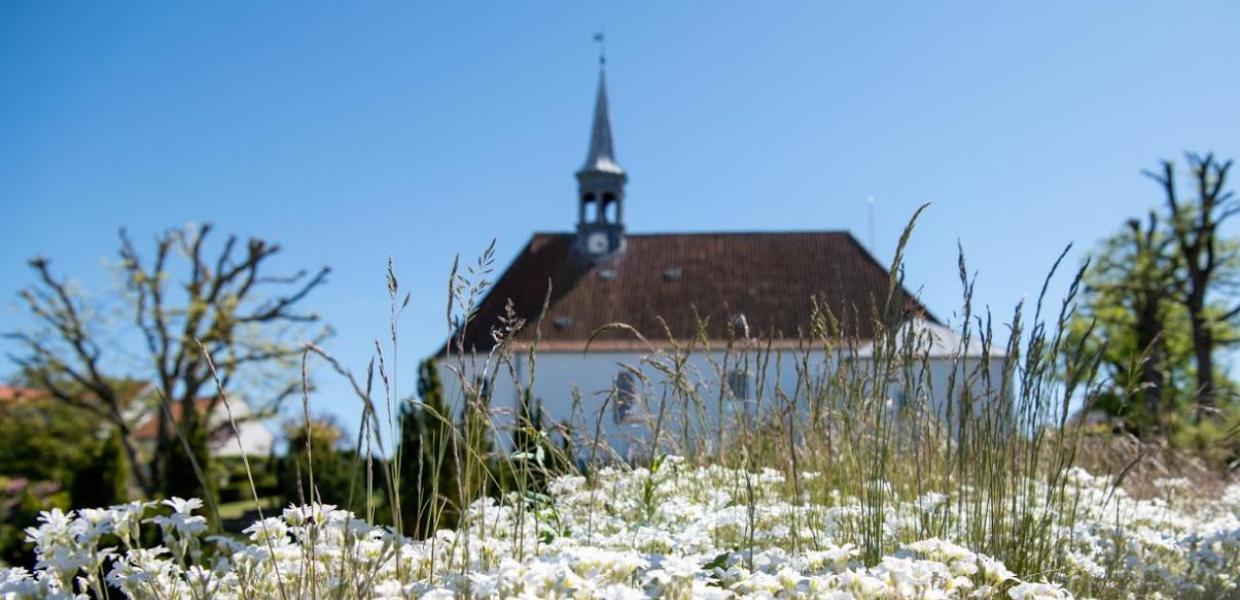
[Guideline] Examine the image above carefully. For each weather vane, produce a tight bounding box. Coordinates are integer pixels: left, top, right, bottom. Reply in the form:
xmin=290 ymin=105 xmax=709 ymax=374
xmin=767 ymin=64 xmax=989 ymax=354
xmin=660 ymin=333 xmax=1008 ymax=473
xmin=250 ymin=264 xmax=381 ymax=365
xmin=593 ymin=31 xmax=606 ymax=67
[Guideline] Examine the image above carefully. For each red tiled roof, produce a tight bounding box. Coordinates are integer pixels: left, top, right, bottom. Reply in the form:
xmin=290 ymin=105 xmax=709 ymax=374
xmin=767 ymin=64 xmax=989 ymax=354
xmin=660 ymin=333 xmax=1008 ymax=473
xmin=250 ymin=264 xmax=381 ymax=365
xmin=132 ymin=398 xmax=215 ymax=440
xmin=440 ymin=231 xmax=934 ymax=355
xmin=0 ymin=386 xmax=42 ymax=403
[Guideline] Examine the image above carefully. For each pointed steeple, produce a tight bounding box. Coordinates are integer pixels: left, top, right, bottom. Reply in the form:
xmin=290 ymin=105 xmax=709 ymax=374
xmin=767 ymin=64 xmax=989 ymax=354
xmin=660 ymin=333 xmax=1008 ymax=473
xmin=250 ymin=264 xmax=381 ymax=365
xmin=580 ymin=70 xmax=625 ymax=177
xmin=574 ymin=65 xmax=627 ymax=261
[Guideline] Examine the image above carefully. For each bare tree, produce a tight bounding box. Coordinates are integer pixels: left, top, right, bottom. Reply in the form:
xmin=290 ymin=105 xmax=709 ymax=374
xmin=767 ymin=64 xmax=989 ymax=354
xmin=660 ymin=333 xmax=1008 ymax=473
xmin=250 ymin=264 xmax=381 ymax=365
xmin=1146 ymin=153 xmax=1239 ymax=417
xmin=5 ymin=224 xmax=330 ymax=496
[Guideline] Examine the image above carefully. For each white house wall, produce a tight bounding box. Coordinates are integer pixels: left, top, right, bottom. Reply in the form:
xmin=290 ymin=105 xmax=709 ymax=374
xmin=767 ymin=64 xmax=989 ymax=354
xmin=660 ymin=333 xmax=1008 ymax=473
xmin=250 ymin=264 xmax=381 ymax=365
xmin=212 ymin=419 xmax=275 ymax=457
xmin=437 ymin=347 xmax=1007 ymax=460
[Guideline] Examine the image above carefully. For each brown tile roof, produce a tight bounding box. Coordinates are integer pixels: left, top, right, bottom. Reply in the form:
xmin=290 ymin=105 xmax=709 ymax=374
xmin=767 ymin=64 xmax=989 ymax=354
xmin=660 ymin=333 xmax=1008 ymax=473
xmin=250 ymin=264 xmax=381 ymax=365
xmin=440 ymin=231 xmax=935 ymax=355
xmin=132 ymin=398 xmax=215 ymax=441
xmin=0 ymin=386 xmax=43 ymax=404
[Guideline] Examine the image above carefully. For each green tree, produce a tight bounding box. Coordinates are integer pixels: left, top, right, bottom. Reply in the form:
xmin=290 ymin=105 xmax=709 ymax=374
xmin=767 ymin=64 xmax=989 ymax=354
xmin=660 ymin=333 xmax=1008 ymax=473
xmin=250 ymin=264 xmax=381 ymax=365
xmin=0 ymin=478 xmax=69 ymax=568
xmin=0 ymin=389 xmax=99 ymax=486
xmin=512 ymin=388 xmax=542 ymax=458
xmin=1074 ymin=154 xmax=1240 ymax=438
xmin=277 ymin=416 xmax=370 ymax=515
xmin=5 ymin=224 xmax=331 ymax=509
xmin=512 ymin=388 xmax=571 ymax=492
xmin=158 ymin=402 xmax=218 ymax=525
xmin=397 ymin=359 xmax=458 ymax=537
xmin=1071 ymin=213 xmax=1196 ymax=433
xmin=70 ymin=429 xmax=130 ymax=509
xmin=459 ymin=375 xmax=497 ymax=504
xmin=0 ymin=390 xmax=92 ymax=566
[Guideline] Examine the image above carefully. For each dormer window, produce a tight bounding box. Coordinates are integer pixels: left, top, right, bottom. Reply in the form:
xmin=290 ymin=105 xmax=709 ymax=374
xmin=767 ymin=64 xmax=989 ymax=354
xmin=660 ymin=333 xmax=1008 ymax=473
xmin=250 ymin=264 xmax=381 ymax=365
xmin=888 ymin=378 xmax=906 ymax=410
xmin=614 ymin=370 xmax=642 ymax=423
xmin=730 ymin=313 xmax=750 ymax=339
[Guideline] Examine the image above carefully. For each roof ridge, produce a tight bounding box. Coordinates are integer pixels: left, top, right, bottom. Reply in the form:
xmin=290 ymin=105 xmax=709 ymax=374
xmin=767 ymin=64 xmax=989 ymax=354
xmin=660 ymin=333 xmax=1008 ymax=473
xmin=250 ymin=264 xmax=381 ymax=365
xmin=436 ymin=229 xmax=945 ymax=356
xmin=531 ymin=229 xmax=857 ymax=238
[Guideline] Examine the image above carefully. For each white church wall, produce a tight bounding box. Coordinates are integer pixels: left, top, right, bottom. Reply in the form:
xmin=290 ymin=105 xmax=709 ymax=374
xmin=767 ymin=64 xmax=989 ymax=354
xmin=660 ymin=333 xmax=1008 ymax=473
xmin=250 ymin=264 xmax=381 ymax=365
xmin=437 ymin=345 xmax=1007 ymax=461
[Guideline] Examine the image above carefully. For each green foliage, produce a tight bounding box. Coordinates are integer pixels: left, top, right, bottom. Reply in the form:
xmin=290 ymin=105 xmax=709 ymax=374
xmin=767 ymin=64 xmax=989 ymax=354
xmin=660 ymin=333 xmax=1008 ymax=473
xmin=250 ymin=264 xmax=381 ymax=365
xmin=70 ymin=429 xmax=130 ymax=509
xmin=1070 ymin=156 xmax=1240 ymax=447
xmin=158 ymin=404 xmax=218 ymax=528
xmin=459 ymin=375 xmax=497 ymax=503
xmin=0 ymin=478 xmax=69 ymax=569
xmin=510 ymin=389 xmax=571 ymax=492
xmin=216 ymin=455 xmax=279 ymax=503
xmin=0 ymin=395 xmax=99 ymax=486
xmin=278 ymin=417 xmax=371 ymax=516
xmin=1169 ymin=402 xmax=1240 ymax=470
xmin=0 ymin=390 xmax=134 ymax=563
xmin=398 ymin=359 xmax=459 ymax=538
xmin=1070 ymin=214 xmax=1238 ymax=434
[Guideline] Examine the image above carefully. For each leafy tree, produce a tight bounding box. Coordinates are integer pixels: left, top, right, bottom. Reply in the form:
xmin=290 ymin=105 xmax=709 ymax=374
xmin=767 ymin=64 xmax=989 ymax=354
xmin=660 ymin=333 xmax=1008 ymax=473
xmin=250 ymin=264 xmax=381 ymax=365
xmin=0 ymin=389 xmax=99 ymax=486
xmin=1071 ymin=214 xmax=1197 ymax=433
xmin=5 ymin=224 xmax=331 ymax=505
xmin=0 ymin=478 xmax=69 ymax=568
xmin=1074 ymin=154 xmax=1240 ymax=441
xmin=70 ymin=429 xmax=130 ymax=509
xmin=0 ymin=389 xmax=95 ymax=566
xmin=512 ymin=388 xmax=543 ymax=459
xmin=512 ymin=388 xmax=571 ymax=492
xmin=459 ymin=374 xmax=497 ymax=503
xmin=1146 ymin=154 xmax=1240 ymax=416
xmin=397 ymin=359 xmax=458 ymax=537
xmin=158 ymin=401 xmax=218 ymax=526
xmin=277 ymin=416 xmax=370 ymax=515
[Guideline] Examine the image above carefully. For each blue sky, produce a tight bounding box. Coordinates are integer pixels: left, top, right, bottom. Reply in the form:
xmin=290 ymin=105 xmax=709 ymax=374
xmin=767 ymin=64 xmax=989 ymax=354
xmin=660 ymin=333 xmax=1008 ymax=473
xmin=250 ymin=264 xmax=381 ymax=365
xmin=3 ymin=2 xmax=1240 ymax=432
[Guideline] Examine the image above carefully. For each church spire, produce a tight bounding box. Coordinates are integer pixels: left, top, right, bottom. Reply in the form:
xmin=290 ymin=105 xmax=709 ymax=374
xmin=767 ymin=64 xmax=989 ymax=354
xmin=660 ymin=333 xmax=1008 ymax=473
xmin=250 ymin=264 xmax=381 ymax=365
xmin=575 ymin=58 xmax=627 ymax=261
xmin=580 ymin=70 xmax=624 ymax=176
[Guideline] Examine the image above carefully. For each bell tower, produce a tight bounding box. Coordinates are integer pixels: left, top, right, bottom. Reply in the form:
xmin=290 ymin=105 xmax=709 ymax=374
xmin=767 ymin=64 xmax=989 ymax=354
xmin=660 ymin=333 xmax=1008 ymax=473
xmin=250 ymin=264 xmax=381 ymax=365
xmin=575 ymin=65 xmax=627 ymax=260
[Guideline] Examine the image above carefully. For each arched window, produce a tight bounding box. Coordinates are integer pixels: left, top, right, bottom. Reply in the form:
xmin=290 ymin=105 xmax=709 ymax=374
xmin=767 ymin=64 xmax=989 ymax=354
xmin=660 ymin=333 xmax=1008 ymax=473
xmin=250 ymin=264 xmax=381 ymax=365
xmin=614 ymin=370 xmax=641 ymax=423
xmin=888 ymin=379 xmax=906 ymax=410
xmin=472 ymin=376 xmax=493 ymax=403
xmin=581 ymin=193 xmax=594 ymax=222
xmin=602 ymin=195 xmax=618 ymax=223
xmin=726 ymin=369 xmax=751 ymax=400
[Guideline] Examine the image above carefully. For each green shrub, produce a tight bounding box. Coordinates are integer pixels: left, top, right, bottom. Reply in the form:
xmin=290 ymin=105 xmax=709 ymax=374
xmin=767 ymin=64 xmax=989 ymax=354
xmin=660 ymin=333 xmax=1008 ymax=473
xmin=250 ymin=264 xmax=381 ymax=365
xmin=70 ymin=429 xmax=129 ymax=509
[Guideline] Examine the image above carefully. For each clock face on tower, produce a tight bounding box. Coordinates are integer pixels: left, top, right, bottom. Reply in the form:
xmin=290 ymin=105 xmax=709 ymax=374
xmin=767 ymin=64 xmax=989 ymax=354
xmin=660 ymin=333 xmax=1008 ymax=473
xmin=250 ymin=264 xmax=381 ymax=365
xmin=587 ymin=232 xmax=609 ymax=254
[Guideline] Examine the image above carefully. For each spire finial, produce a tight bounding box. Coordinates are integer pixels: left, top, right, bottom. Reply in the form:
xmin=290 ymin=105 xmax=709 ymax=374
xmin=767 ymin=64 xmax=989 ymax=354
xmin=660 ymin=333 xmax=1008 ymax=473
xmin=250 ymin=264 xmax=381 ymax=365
xmin=593 ymin=31 xmax=606 ymax=67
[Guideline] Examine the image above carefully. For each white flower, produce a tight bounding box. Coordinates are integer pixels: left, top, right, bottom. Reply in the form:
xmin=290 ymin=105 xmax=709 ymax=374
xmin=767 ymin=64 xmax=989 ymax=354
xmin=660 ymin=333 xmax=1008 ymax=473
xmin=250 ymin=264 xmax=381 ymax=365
xmin=5 ymin=456 xmax=1237 ymax=598
xmin=243 ymin=517 xmax=288 ymax=543
xmin=1008 ymin=581 xmax=1071 ymax=599
xmin=162 ymin=497 xmax=203 ymax=515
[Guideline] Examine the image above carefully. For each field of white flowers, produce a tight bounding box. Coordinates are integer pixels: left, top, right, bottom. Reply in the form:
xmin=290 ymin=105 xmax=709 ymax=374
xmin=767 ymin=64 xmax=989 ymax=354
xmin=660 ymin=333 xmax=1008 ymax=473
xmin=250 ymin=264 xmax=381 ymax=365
xmin=3 ymin=455 xmax=1238 ymax=599
xmin=6 ymin=233 xmax=1240 ymax=599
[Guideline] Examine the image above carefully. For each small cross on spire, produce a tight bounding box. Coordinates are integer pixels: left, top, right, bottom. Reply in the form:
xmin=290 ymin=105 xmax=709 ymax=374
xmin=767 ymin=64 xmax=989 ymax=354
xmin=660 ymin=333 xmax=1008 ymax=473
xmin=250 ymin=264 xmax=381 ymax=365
xmin=593 ymin=31 xmax=606 ymax=67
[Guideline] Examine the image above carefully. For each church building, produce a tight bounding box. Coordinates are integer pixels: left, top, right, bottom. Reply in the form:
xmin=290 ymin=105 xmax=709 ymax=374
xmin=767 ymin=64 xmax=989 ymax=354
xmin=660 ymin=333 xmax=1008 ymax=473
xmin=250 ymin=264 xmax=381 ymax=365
xmin=437 ymin=66 xmax=1000 ymax=455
